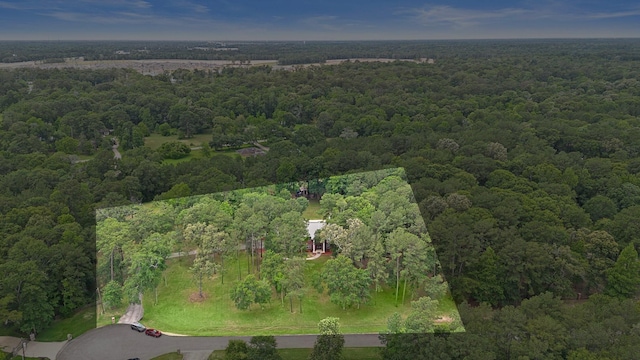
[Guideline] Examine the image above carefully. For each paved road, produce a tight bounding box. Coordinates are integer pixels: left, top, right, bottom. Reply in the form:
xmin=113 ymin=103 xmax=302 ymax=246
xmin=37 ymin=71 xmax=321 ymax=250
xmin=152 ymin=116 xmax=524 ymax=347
xmin=56 ymin=324 xmax=382 ymax=360
xmin=0 ymin=336 xmax=66 ymax=360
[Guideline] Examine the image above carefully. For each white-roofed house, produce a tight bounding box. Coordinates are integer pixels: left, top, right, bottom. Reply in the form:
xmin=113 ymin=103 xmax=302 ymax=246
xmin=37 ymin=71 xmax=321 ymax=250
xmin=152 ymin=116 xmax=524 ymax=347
xmin=307 ymin=219 xmax=328 ymax=253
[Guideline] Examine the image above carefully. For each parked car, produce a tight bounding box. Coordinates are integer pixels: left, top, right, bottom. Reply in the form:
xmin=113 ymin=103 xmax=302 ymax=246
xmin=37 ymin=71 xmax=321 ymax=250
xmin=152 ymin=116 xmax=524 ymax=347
xmin=145 ymin=328 xmax=162 ymax=337
xmin=127 ymin=358 xmax=140 ymax=360
xmin=130 ymin=322 xmax=146 ymax=332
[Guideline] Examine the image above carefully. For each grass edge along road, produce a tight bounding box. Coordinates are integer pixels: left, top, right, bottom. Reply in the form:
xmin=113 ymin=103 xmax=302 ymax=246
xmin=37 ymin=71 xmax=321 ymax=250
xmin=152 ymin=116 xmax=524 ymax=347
xmin=208 ymin=347 xmax=382 ymax=360
xmin=150 ymin=348 xmax=383 ymax=360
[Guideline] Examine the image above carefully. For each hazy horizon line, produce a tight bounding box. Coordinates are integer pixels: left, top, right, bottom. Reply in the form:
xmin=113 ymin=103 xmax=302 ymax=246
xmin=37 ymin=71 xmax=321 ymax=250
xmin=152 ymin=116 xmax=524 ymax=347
xmin=1 ymin=36 xmax=640 ymax=42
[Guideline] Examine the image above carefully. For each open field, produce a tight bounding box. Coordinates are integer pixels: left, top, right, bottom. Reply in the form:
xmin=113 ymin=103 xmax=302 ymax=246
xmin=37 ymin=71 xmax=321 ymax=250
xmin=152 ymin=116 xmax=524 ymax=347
xmin=144 ymin=133 xmax=213 ymax=150
xmin=136 ymin=252 xmax=455 ymax=337
xmin=144 ymin=133 xmax=254 ymax=164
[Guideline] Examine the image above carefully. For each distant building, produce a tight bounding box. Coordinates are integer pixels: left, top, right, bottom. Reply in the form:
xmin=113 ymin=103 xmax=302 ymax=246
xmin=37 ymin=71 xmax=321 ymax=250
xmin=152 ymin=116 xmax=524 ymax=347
xmin=236 ymin=147 xmax=266 ymax=157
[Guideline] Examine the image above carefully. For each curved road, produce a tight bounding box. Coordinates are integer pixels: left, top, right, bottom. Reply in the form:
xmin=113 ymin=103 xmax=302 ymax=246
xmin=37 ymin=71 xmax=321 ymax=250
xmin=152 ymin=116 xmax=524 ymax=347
xmin=56 ymin=324 xmax=382 ymax=360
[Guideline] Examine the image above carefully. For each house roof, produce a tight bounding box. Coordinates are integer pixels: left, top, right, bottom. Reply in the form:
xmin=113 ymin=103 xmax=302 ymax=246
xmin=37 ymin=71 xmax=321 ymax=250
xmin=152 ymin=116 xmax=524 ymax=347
xmin=307 ymin=220 xmax=326 ymax=240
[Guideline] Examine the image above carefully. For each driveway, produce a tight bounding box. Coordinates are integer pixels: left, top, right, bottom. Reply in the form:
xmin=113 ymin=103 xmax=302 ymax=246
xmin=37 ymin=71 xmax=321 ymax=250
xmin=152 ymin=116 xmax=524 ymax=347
xmin=56 ymin=324 xmax=382 ymax=360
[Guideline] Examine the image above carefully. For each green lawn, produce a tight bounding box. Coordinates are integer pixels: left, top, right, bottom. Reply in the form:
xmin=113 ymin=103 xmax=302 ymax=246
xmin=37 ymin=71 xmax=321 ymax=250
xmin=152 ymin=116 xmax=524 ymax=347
xmin=140 ymin=252 xmax=456 ymax=337
xmin=301 ymin=199 xmax=322 ymax=220
xmin=150 ymin=352 xmax=183 ymax=360
xmin=208 ymin=347 xmax=382 ymax=360
xmin=36 ymin=306 xmax=96 ymax=342
xmin=144 ymin=133 xmax=213 ymax=150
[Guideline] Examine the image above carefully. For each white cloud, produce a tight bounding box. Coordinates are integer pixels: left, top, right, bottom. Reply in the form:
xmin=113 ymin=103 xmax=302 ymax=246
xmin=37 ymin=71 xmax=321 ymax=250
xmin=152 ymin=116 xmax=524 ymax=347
xmin=587 ymin=9 xmax=640 ymax=19
xmin=395 ymin=4 xmax=640 ymax=29
xmin=78 ymin=0 xmax=152 ymax=9
xmin=395 ymin=5 xmax=538 ymax=28
xmin=171 ymin=0 xmax=209 ymax=14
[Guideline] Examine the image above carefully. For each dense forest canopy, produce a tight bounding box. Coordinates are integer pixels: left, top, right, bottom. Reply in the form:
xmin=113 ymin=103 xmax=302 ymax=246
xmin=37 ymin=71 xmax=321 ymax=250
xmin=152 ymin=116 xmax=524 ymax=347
xmin=2 ymin=39 xmax=640 ymax=64
xmin=0 ymin=39 xmax=639 ymax=358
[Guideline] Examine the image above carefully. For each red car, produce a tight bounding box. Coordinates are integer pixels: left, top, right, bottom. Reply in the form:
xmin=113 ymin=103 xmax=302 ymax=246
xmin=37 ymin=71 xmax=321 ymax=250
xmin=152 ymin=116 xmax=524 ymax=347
xmin=145 ymin=328 xmax=162 ymax=337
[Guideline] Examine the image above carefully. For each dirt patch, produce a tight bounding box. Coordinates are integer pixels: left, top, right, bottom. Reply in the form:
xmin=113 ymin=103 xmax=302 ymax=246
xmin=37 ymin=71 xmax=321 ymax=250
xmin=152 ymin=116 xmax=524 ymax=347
xmin=189 ymin=292 xmax=208 ymax=303
xmin=435 ymin=315 xmax=453 ymax=323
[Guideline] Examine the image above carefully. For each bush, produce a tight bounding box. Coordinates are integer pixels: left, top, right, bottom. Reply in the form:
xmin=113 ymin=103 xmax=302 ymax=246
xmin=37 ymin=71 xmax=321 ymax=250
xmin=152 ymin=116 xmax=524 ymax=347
xmin=224 ymin=340 xmax=248 ymax=360
xmin=158 ymin=141 xmax=191 ymax=159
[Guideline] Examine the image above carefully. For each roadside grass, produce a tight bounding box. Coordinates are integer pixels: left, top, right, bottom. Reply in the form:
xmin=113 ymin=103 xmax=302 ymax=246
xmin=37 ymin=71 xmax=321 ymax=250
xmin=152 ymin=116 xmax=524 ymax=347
xmin=36 ymin=306 xmax=96 ymax=342
xmin=301 ymin=199 xmax=322 ymax=220
xmin=141 ymin=252 xmax=453 ymax=336
xmin=208 ymin=347 xmax=382 ymax=360
xmin=150 ymin=352 xmax=183 ymax=360
xmin=9 ymin=356 xmax=46 ymax=360
xmin=96 ymin=302 xmax=130 ymax=328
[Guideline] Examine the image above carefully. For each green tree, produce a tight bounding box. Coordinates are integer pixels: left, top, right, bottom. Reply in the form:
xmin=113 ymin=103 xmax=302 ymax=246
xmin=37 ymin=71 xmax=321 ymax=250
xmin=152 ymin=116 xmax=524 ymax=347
xmin=55 ymin=136 xmax=79 ymax=154
xmin=321 ymin=255 xmax=372 ymax=309
xmin=231 ymin=274 xmax=271 ymax=310
xmin=386 ymin=228 xmax=416 ymax=306
xmin=184 ymin=223 xmax=220 ymax=299
xmin=101 ymin=280 xmax=123 ymax=310
xmin=248 ymin=336 xmax=282 ymax=360
xmin=96 ymin=217 xmax=131 ymax=283
xmin=260 ymin=250 xmax=286 ymax=303
xmin=605 ymin=243 xmax=640 ymax=298
xmin=283 ymin=257 xmax=306 ymax=313
xmin=385 ymin=312 xmax=406 ymax=334
xmin=158 ymin=141 xmax=191 ymax=159
xmin=470 ymin=247 xmax=504 ymax=306
xmin=0 ymin=294 xmax=21 ymax=326
xmin=155 ymin=183 xmax=191 ymax=201
xmin=404 ymin=296 xmax=439 ymax=333
xmin=225 ymin=339 xmax=249 ymax=360
xmin=270 ymin=211 xmax=308 ymax=257
xmin=158 ymin=123 xmax=172 ymax=136
xmin=309 ymin=317 xmax=344 ymax=360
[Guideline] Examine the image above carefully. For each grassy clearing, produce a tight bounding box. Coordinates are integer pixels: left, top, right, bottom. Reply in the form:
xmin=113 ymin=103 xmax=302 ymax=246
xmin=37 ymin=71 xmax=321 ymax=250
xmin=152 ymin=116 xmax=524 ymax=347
xmin=150 ymin=352 xmax=183 ymax=360
xmin=144 ymin=133 xmax=213 ymax=150
xmin=208 ymin=347 xmax=382 ymax=360
xmin=36 ymin=306 xmax=96 ymax=342
xmin=302 ymin=199 xmax=322 ymax=220
xmin=140 ymin=252 xmax=451 ymax=336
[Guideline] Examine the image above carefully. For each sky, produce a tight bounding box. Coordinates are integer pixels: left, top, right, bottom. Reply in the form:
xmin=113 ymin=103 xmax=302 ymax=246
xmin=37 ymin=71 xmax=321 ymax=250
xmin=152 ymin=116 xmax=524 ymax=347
xmin=0 ymin=0 xmax=639 ymax=41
